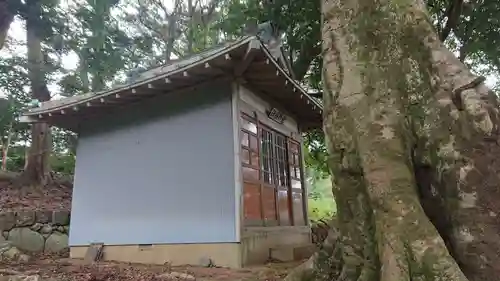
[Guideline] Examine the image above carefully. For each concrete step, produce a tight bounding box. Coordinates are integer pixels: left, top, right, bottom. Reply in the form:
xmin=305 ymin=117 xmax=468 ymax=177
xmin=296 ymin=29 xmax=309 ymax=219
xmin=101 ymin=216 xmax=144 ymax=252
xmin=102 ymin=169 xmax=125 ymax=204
xmin=270 ymin=244 xmax=316 ymax=262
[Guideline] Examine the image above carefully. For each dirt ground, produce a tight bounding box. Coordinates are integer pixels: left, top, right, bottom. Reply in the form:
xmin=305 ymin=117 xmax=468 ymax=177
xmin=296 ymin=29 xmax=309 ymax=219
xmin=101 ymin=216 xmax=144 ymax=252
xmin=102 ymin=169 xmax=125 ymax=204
xmin=0 ymin=176 xmax=72 ymax=212
xmin=0 ymin=255 xmax=301 ymax=281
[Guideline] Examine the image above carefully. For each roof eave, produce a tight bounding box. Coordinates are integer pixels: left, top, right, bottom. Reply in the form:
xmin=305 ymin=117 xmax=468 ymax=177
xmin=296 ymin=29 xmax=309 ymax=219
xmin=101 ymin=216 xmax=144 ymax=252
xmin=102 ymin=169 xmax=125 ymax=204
xmin=21 ymin=36 xmax=323 ymax=132
xmin=23 ymin=36 xmax=257 ymax=118
xmin=241 ymin=41 xmax=323 ymax=131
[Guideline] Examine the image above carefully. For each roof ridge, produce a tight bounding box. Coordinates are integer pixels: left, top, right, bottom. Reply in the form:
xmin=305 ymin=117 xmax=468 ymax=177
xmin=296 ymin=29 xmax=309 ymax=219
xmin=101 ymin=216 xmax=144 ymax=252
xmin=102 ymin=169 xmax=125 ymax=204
xmin=127 ymin=36 xmax=256 ymax=84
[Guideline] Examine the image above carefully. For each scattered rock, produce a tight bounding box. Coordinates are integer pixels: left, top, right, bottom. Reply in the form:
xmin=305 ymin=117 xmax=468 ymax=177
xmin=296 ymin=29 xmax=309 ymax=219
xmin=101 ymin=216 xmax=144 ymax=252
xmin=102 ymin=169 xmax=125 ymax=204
xmin=0 ymin=271 xmax=41 ymax=281
xmin=39 ymin=225 xmax=53 ymax=235
xmin=15 ymin=212 xmax=36 ymax=227
xmin=0 ymin=269 xmax=21 ymax=276
xmin=56 ymin=226 xmax=65 ymax=233
xmin=0 ymin=235 xmax=10 ymax=249
xmin=0 ymin=212 xmax=16 ymax=231
xmin=35 ymin=211 xmax=52 ymax=224
xmin=44 ymin=232 xmax=68 ymax=253
xmin=17 ymin=254 xmax=30 ymax=263
xmin=8 ymin=228 xmax=45 ymax=253
xmin=0 ymin=235 xmax=12 ymax=253
xmin=158 ymin=272 xmax=196 ymax=281
xmin=30 ymin=223 xmax=43 ymax=232
xmin=6 ymin=275 xmax=42 ymax=281
xmin=2 ymin=246 xmax=21 ymax=259
xmin=52 ymin=211 xmax=70 ymax=225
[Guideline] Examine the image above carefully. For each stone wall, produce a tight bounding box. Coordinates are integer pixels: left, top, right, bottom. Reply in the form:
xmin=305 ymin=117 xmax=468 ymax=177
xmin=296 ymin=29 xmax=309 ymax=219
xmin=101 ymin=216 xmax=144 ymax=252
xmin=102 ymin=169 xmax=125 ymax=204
xmin=0 ymin=211 xmax=70 ymax=257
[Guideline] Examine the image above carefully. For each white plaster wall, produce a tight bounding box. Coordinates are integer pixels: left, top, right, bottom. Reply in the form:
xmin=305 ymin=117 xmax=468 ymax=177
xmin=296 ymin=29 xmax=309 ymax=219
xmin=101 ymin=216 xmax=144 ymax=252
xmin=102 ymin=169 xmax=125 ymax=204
xmin=69 ymin=84 xmax=237 ymax=246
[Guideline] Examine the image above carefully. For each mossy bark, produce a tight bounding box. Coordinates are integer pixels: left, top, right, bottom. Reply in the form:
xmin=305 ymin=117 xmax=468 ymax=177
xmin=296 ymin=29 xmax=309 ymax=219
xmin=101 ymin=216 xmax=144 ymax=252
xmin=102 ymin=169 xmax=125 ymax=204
xmin=285 ymin=0 xmax=500 ymax=281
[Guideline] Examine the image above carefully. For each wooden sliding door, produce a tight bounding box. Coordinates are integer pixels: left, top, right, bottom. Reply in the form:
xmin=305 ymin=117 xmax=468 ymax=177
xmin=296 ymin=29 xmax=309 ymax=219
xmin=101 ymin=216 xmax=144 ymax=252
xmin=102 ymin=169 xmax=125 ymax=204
xmin=240 ymin=112 xmax=306 ymax=227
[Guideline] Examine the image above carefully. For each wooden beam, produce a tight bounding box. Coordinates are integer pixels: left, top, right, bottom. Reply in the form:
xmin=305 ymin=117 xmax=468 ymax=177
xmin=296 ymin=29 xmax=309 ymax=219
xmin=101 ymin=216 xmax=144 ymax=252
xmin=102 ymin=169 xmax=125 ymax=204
xmin=41 ymin=76 xmax=230 ymax=132
xmin=18 ymin=115 xmax=38 ymax=123
xmin=234 ymin=39 xmax=261 ymax=76
xmin=308 ymin=91 xmax=323 ymax=98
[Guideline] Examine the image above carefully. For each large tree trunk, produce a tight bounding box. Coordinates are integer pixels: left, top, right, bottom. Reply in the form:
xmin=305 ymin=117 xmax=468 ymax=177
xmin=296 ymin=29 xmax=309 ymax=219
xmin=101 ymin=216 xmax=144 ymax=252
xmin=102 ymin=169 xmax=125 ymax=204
xmin=287 ymin=0 xmax=500 ymax=281
xmin=0 ymin=0 xmax=15 ymax=50
xmin=22 ymin=0 xmax=52 ymax=186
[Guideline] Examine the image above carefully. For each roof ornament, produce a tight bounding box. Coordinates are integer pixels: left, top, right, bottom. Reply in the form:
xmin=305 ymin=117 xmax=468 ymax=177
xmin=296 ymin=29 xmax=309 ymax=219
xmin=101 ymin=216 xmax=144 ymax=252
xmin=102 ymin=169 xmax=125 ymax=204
xmin=243 ymin=19 xmax=281 ymax=47
xmin=256 ymin=21 xmax=280 ymax=45
xmin=247 ymin=20 xmax=295 ymax=79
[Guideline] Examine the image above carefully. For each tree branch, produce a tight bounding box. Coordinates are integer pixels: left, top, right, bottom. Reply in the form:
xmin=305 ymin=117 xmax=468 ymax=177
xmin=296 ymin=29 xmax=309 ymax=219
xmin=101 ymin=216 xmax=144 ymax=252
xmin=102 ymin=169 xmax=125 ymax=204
xmin=440 ymin=0 xmax=463 ymax=41
xmin=186 ymin=0 xmax=194 ymax=54
xmin=458 ymin=43 xmax=468 ymax=62
xmin=135 ymin=0 xmax=167 ymax=41
xmin=164 ymin=0 xmax=182 ymax=62
xmin=0 ymin=0 xmax=16 ymax=51
xmin=202 ymin=0 xmax=221 ymax=25
xmin=26 ymin=0 xmax=51 ymax=102
xmin=293 ymin=42 xmax=321 ymax=81
xmin=292 ymin=30 xmax=321 ymax=81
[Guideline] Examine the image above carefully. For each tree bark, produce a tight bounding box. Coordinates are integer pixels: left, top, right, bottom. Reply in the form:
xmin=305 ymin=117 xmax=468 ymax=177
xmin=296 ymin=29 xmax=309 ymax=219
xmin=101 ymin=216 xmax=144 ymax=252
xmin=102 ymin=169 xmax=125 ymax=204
xmin=288 ymin=0 xmax=499 ymax=281
xmin=22 ymin=0 xmax=52 ymax=186
xmin=1 ymin=120 xmax=13 ymax=171
xmin=0 ymin=0 xmax=15 ymax=50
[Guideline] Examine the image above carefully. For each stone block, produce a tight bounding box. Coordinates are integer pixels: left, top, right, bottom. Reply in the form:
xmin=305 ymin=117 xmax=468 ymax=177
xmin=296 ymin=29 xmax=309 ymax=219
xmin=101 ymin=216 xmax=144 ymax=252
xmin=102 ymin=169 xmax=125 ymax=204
xmin=8 ymin=227 xmax=45 ymax=253
xmin=0 ymin=235 xmax=12 ymax=253
xmin=52 ymin=211 xmax=70 ymax=225
xmin=30 ymin=223 xmax=43 ymax=232
xmin=15 ymin=211 xmax=36 ymax=227
xmin=44 ymin=232 xmax=69 ymax=253
xmin=35 ymin=211 xmax=52 ymax=224
xmin=0 ymin=212 xmax=16 ymax=231
xmin=40 ymin=225 xmax=53 ymax=235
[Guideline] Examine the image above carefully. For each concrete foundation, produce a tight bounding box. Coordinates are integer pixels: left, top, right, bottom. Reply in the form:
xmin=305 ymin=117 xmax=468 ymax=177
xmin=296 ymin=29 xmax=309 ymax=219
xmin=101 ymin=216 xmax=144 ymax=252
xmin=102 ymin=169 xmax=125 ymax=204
xmin=70 ymin=243 xmax=242 ymax=268
xmin=70 ymin=226 xmax=312 ymax=268
xmin=241 ymin=226 xmax=312 ymax=265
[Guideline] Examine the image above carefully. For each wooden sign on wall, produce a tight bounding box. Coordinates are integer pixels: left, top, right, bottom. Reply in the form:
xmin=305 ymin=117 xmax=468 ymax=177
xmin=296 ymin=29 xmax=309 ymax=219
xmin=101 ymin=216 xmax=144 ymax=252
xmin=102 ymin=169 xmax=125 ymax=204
xmin=267 ymin=107 xmax=286 ymax=124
